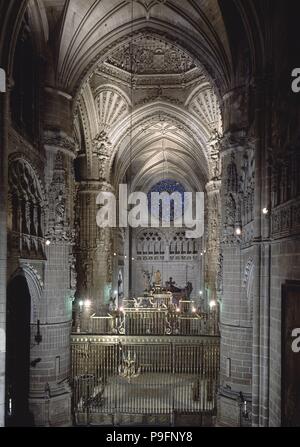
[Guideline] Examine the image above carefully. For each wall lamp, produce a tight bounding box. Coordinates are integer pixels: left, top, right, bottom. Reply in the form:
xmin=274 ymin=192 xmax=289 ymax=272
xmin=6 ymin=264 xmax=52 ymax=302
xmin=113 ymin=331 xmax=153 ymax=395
xmin=238 ymin=391 xmax=250 ymax=421
xmin=31 ymin=358 xmax=41 ymax=368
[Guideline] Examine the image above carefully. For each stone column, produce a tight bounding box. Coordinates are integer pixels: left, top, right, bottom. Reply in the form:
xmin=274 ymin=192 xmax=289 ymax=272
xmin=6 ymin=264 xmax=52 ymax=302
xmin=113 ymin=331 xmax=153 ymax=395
xmin=28 ymin=88 xmax=76 ymax=426
xmin=251 ymin=77 xmax=272 ymax=427
xmin=76 ymin=180 xmax=114 ymax=316
xmin=123 ymin=227 xmax=130 ymax=299
xmin=217 ymin=133 xmax=253 ymax=426
xmin=205 ymin=180 xmax=221 ymax=302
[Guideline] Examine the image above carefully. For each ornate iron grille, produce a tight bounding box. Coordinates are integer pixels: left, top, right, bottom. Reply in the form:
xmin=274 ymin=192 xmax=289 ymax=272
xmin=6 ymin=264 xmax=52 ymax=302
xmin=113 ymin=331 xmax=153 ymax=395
xmin=71 ymin=335 xmax=219 ymax=426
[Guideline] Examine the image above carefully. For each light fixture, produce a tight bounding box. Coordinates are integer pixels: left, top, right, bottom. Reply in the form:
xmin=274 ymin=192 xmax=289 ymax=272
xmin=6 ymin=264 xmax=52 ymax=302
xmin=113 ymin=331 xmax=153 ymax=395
xmin=176 ymin=307 xmax=180 ymax=313
xmin=84 ymin=299 xmax=91 ymax=308
xmin=79 ymin=300 xmax=84 ymax=307
xmin=203 ymin=249 xmax=206 ymax=254
xmin=132 ymin=257 xmax=135 ymax=261
xmin=262 ymin=207 xmax=269 ymax=215
xmin=192 ymin=307 xmax=196 ymax=313
xmin=113 ymin=252 xmax=117 ymax=256
xmin=30 ymin=358 xmax=42 ymax=368
xmin=235 ymin=227 xmax=242 ymax=236
xmin=114 ymin=290 xmax=118 ymax=295
xmin=238 ymin=392 xmax=250 ymax=421
xmin=125 ymin=255 xmax=127 ymax=259
xmin=199 ymin=290 xmax=203 ymax=296
xmin=200 ymin=252 xmax=203 ymax=256
xmin=45 ymin=240 xmax=51 ymax=246
xmin=119 ymin=306 xmax=124 ymax=313
xmin=209 ymin=299 xmax=217 ymax=309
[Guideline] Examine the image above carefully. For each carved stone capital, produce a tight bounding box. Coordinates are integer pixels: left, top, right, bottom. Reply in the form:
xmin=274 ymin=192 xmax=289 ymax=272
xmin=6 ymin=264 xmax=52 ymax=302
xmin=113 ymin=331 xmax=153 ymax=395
xmin=98 ymin=181 xmax=115 ymax=194
xmin=78 ymin=180 xmax=114 ymax=193
xmin=206 ymin=180 xmax=221 ymax=195
xmin=92 ymin=131 xmax=112 ymax=157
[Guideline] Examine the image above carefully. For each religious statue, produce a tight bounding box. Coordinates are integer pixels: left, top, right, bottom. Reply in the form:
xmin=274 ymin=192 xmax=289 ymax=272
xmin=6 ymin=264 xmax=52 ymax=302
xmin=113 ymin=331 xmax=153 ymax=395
xmin=55 ymin=190 xmax=65 ymax=224
xmin=142 ymin=270 xmax=151 ymax=292
xmin=166 ymin=277 xmax=176 ymax=291
xmin=154 ymin=270 xmax=161 ymax=285
xmin=186 ymin=281 xmax=193 ymax=299
xmin=69 ymin=255 xmax=77 ymax=291
xmin=109 ymin=295 xmax=117 ymax=311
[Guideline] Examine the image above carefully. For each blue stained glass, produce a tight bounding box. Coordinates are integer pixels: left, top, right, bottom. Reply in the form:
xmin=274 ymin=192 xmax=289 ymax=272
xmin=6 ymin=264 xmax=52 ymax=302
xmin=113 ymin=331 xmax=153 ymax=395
xmin=147 ymin=179 xmax=186 ymax=222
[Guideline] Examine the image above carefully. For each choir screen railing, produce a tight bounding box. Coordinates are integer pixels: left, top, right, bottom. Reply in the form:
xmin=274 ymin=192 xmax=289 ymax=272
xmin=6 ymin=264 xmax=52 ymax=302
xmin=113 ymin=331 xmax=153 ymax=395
xmin=71 ymin=335 xmax=220 ymax=426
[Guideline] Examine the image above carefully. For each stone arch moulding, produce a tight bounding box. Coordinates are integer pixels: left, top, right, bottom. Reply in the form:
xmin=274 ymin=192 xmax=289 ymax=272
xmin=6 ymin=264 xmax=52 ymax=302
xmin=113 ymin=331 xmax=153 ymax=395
xmin=8 ymin=262 xmax=44 ymax=324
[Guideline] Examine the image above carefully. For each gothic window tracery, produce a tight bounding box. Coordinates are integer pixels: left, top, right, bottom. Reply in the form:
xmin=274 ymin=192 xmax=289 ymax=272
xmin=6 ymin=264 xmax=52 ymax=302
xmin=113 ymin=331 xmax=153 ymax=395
xmin=9 ymin=159 xmax=45 ymax=256
xmin=137 ymin=231 xmax=165 ymax=256
xmin=147 ymin=179 xmax=185 ymax=223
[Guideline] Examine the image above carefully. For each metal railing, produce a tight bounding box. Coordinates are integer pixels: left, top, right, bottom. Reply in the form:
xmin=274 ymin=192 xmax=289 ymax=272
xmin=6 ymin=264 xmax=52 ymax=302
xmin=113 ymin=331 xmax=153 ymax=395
xmin=77 ymin=297 xmax=219 ymax=337
xmin=71 ymin=334 xmax=220 ymax=425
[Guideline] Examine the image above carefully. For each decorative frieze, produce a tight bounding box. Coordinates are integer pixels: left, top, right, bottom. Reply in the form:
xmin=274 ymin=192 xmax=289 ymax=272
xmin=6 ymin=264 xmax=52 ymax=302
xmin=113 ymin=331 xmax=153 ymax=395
xmin=44 ymin=130 xmax=76 ymax=156
xmin=271 ymin=198 xmax=300 ymax=238
xmin=106 ymin=34 xmax=195 ymax=75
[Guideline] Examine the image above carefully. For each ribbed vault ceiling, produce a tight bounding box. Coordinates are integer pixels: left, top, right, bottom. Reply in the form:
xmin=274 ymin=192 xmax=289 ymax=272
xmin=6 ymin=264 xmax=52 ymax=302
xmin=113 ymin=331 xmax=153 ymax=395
xmin=55 ymin=0 xmax=228 ymax=192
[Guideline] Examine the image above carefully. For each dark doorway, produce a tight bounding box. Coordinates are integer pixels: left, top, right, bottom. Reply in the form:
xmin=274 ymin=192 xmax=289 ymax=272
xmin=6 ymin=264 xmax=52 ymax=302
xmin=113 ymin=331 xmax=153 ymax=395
xmin=5 ymin=276 xmax=32 ymax=426
xmin=282 ymin=280 xmax=300 ymax=427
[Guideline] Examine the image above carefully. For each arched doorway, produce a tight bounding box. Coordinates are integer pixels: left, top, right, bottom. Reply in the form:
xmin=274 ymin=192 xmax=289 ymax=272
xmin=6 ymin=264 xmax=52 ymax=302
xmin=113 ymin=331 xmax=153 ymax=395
xmin=5 ymin=276 xmax=32 ymax=426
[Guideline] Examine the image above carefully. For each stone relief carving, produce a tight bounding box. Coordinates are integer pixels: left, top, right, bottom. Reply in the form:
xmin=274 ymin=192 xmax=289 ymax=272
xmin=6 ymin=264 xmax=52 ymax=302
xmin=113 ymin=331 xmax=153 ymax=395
xmin=55 ymin=190 xmax=66 ymax=224
xmin=93 ymin=131 xmax=112 ymax=180
xmin=225 ymin=194 xmax=236 ymax=227
xmin=69 ymin=253 xmax=77 ymax=293
xmin=226 ymin=153 xmax=238 ymax=194
xmin=47 ymin=151 xmax=72 ymax=241
xmin=271 ymin=146 xmax=300 ymax=210
xmin=242 ymin=258 xmax=254 ymax=288
xmin=216 ymin=252 xmax=223 ymax=294
xmin=95 ymin=89 xmax=129 ymax=133
xmin=221 ymin=150 xmax=241 ymax=245
xmin=106 ymin=35 xmax=195 ymax=75
xmin=207 ymin=132 xmax=222 ymax=181
xmin=271 ymin=199 xmax=300 ymax=238
xmin=44 ymin=130 xmax=75 ymax=153
xmin=240 ymin=151 xmax=255 ymax=225
xmin=188 ymin=88 xmax=222 ymax=135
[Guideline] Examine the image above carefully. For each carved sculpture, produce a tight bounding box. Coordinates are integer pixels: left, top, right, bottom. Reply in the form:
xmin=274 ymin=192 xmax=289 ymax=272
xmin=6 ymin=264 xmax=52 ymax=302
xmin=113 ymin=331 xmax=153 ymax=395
xmin=155 ymin=270 xmax=161 ymax=285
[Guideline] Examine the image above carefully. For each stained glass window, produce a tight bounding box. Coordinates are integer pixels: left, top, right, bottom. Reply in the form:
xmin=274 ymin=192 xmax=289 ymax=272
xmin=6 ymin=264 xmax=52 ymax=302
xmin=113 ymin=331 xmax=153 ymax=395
xmin=147 ymin=179 xmax=185 ymax=223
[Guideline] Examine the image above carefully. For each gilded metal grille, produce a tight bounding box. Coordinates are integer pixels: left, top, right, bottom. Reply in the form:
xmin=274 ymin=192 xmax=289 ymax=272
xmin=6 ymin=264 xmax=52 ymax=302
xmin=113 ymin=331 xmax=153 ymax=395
xmin=71 ymin=335 xmax=219 ymax=425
